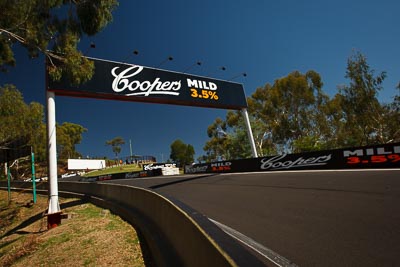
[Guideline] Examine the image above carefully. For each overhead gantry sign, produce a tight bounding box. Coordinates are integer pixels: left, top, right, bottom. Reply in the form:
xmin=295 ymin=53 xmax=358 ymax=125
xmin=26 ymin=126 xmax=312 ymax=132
xmin=48 ymin=57 xmax=248 ymax=110
xmin=45 ymin=56 xmax=258 ymax=219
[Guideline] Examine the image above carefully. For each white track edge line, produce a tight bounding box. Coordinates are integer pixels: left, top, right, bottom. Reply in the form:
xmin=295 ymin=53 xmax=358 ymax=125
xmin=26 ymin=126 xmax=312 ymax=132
xmin=209 ymin=218 xmax=299 ymax=267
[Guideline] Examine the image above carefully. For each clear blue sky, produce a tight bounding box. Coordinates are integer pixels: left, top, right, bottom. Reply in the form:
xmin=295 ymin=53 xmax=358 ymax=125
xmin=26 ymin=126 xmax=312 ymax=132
xmin=1 ymin=0 xmax=399 ymax=162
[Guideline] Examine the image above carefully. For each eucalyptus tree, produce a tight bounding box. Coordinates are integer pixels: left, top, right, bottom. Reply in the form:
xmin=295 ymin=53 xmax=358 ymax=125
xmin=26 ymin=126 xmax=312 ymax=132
xmin=245 ymin=70 xmax=330 ymax=153
xmin=170 ymin=139 xmax=195 ymax=167
xmin=203 ymin=117 xmax=232 ymax=161
xmin=1 ymin=84 xmax=90 ymax=161
xmin=204 ymin=70 xmax=331 ymax=157
xmin=204 ymin=52 xmax=397 ymax=156
xmin=0 ymin=84 xmax=47 ymax=160
xmin=225 ymin=110 xmax=264 ymax=158
xmin=0 ymin=0 xmax=118 ymax=85
xmin=0 ymin=84 xmax=30 ymax=142
xmin=378 ymin=85 xmax=400 ymax=143
xmin=57 ymin=122 xmax=87 ymax=159
xmin=106 ymin=136 xmax=125 ymax=160
xmin=337 ymin=51 xmax=386 ymax=146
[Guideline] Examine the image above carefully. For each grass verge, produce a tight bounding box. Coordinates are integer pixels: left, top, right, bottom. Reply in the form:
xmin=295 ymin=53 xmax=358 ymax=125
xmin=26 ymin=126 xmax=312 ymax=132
xmin=84 ymin=164 xmax=143 ymax=177
xmin=0 ymin=190 xmax=145 ymax=266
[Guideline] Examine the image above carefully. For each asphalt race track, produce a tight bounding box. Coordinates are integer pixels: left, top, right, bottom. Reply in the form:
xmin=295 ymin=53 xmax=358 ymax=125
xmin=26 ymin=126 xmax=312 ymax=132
xmin=105 ymin=169 xmax=400 ymax=267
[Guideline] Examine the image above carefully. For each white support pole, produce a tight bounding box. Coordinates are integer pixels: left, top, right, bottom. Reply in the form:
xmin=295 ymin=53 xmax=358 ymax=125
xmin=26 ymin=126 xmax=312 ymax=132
xmin=130 ymin=139 xmax=133 ymax=159
xmin=242 ymin=108 xmax=258 ymax=158
xmin=47 ymin=91 xmax=60 ymax=214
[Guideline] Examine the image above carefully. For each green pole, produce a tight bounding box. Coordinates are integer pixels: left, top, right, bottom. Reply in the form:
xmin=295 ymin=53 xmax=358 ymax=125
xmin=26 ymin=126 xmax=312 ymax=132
xmin=31 ymin=150 xmax=36 ymax=203
xmin=7 ymin=164 xmax=11 ymax=205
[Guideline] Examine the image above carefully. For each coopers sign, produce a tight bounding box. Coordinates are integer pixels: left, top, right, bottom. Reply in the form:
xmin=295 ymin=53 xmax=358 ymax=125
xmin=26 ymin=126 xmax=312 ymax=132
xmin=44 ymin=56 xmax=257 ymax=220
xmin=184 ymin=142 xmax=400 ymax=174
xmin=260 ymin=154 xmax=332 ymax=170
xmin=47 ymin=57 xmax=248 ymax=110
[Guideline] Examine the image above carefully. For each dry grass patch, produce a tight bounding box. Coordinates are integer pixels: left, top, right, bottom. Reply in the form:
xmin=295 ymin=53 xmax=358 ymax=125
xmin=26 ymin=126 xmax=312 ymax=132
xmin=0 ymin=190 xmax=144 ymax=267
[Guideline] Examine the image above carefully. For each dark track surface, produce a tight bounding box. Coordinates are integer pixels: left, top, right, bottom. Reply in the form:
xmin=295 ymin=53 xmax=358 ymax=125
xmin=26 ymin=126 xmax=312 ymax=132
xmin=105 ymin=169 xmax=400 ymax=267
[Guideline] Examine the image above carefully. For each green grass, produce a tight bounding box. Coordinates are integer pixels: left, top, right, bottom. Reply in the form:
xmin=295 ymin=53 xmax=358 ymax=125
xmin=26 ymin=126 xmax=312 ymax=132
xmin=41 ymin=233 xmax=71 ymax=249
xmin=73 ymin=204 xmax=103 ymax=219
xmin=84 ymin=165 xmax=142 ymax=177
xmin=83 ymin=258 xmax=94 ymax=266
xmin=81 ymin=238 xmax=94 ymax=246
xmin=105 ymin=220 xmax=118 ymax=231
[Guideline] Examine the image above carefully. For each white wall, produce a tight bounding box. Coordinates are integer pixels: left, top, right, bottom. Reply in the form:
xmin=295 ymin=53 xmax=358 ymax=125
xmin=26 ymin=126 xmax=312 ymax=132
xmin=68 ymin=159 xmax=106 ymax=170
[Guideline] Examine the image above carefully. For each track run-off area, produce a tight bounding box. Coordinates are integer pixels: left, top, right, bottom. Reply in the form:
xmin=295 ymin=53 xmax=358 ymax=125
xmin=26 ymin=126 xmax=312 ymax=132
xmin=104 ymin=169 xmax=400 ymax=267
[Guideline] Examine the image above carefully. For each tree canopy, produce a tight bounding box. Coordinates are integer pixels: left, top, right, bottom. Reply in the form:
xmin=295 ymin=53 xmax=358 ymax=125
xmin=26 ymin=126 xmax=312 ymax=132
xmin=170 ymin=139 xmax=195 ymax=167
xmin=106 ymin=136 xmax=125 ymax=159
xmin=0 ymin=85 xmax=87 ymax=161
xmin=203 ymin=51 xmax=400 ymax=160
xmin=338 ymin=51 xmax=387 ymax=146
xmin=57 ymin=122 xmax=87 ymax=159
xmin=0 ymin=0 xmax=118 ymax=85
xmin=0 ymin=84 xmax=46 ymax=160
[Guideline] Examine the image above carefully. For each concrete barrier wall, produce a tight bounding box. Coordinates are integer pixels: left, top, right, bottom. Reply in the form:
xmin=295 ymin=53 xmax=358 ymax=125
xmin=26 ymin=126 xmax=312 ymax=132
xmin=0 ymin=181 xmax=266 ymax=267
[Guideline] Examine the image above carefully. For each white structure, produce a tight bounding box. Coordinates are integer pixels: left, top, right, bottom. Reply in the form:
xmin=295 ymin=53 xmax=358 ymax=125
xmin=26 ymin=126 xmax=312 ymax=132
xmin=68 ymin=159 xmax=106 ymax=170
xmin=161 ymin=166 xmax=180 ymax=176
xmin=242 ymin=108 xmax=258 ymax=158
xmin=45 ymin=56 xmax=259 ymax=221
xmin=47 ymin=91 xmax=60 ymax=215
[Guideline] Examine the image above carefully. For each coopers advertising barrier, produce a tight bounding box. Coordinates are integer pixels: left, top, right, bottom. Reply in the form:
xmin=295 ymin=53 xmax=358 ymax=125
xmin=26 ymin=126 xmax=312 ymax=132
xmin=47 ymin=57 xmax=248 ymax=110
xmin=184 ymin=143 xmax=400 ymax=174
xmin=82 ymin=168 xmax=163 ymax=182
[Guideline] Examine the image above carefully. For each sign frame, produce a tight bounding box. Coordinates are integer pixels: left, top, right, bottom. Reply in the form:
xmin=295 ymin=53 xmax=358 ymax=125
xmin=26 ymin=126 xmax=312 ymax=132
xmin=47 ymin=56 xmax=249 ymax=110
xmin=44 ymin=56 xmax=258 ymax=216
